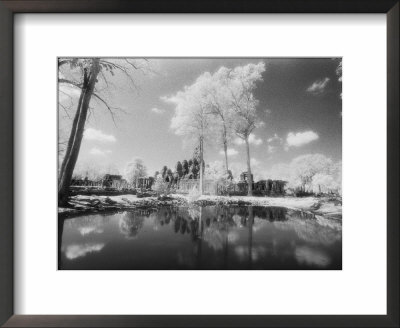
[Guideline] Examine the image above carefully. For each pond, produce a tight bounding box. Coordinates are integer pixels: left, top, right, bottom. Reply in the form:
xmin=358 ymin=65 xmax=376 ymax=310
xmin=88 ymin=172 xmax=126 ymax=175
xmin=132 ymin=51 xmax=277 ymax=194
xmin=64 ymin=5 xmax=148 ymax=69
xmin=58 ymin=205 xmax=342 ymax=270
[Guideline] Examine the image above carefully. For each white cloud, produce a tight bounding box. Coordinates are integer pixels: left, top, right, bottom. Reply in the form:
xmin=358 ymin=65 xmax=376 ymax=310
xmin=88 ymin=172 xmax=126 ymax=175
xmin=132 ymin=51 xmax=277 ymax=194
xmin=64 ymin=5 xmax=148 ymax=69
xmin=268 ymin=145 xmax=277 ymax=153
xmin=58 ymin=84 xmax=81 ymax=100
xmin=267 ymin=134 xmax=283 ymax=153
xmin=151 ymin=107 xmax=165 ymax=114
xmin=249 ymin=134 xmax=263 ymax=145
xmin=233 ymin=137 xmax=245 ymax=146
xmin=84 ymin=128 xmax=116 ymax=143
xmin=219 ymin=148 xmax=238 ymax=157
xmin=233 ymin=133 xmax=263 ymax=146
xmin=160 ymin=95 xmax=173 ymax=103
xmin=90 ymin=147 xmax=112 ymax=156
xmin=59 ymin=84 xmax=81 ymax=102
xmin=286 ymin=131 xmax=319 ymax=148
xmin=267 ymin=134 xmax=280 ymax=143
xmin=306 ymin=77 xmax=330 ymax=95
xmin=251 ymin=158 xmax=261 ymax=167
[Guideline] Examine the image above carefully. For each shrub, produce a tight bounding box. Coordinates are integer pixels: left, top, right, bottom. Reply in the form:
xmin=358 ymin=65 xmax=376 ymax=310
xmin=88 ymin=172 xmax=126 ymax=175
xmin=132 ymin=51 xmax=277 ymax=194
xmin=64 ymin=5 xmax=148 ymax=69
xmin=152 ymin=176 xmax=170 ymax=196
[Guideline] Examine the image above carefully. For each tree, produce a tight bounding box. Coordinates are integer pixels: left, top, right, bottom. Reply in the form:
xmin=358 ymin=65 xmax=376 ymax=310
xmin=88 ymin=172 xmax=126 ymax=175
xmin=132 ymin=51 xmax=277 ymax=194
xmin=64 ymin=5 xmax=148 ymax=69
xmin=202 ymin=69 xmax=236 ymax=173
xmin=260 ymin=155 xmax=341 ymax=195
xmin=161 ymin=166 xmax=168 ymax=179
xmin=58 ymin=59 xmax=101 ymax=205
xmin=182 ymin=160 xmax=189 ymax=177
xmin=58 ymin=58 xmax=149 ymax=206
xmin=166 ymin=169 xmax=173 ymax=182
xmin=221 ymin=62 xmax=266 ymax=195
xmin=152 ymin=176 xmax=169 ymax=196
xmin=124 ymin=158 xmax=147 ymax=187
xmin=173 ymin=69 xmax=235 ymax=174
xmin=290 ymin=154 xmax=333 ymax=192
xmin=311 ymin=173 xmax=339 ymax=194
xmin=73 ymin=161 xmax=104 ymax=181
xmin=205 ymin=160 xmax=226 ymax=180
xmin=176 ymin=161 xmax=183 ymax=178
xmin=166 ymin=73 xmax=220 ymax=194
xmin=166 ymin=62 xmax=265 ymax=195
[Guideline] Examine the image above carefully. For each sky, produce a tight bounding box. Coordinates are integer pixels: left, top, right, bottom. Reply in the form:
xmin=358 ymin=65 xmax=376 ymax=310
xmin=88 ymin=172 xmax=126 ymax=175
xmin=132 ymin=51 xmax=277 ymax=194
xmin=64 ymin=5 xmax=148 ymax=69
xmin=58 ymin=58 xmax=342 ymax=179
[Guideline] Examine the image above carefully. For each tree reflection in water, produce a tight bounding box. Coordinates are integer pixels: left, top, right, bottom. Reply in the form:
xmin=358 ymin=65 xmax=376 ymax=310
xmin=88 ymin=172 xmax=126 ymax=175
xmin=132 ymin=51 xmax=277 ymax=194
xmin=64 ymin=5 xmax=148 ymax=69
xmin=60 ymin=205 xmax=342 ymax=270
xmin=119 ymin=212 xmax=145 ymax=238
xmin=143 ymin=205 xmax=338 ymax=268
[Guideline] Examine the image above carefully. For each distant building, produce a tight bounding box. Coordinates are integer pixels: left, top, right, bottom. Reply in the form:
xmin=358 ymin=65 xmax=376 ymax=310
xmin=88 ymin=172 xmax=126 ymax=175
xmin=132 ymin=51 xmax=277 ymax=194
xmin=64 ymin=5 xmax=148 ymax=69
xmin=137 ymin=177 xmax=154 ymax=189
xmin=238 ymin=172 xmax=286 ymax=196
xmin=102 ymin=174 xmax=122 ymax=187
xmin=240 ymin=171 xmax=254 ymax=182
xmin=255 ymin=180 xmax=286 ymax=196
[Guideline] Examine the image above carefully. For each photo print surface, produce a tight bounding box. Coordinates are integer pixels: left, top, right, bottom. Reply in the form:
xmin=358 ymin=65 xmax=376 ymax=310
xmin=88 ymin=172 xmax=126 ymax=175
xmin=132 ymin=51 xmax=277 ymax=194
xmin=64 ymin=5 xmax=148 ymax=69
xmin=58 ymin=58 xmax=342 ymax=270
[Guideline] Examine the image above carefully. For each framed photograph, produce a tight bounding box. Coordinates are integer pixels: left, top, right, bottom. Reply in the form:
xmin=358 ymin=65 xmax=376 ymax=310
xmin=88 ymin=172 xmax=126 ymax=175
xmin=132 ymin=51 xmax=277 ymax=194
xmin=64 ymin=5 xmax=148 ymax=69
xmin=1 ymin=0 xmax=398 ymax=327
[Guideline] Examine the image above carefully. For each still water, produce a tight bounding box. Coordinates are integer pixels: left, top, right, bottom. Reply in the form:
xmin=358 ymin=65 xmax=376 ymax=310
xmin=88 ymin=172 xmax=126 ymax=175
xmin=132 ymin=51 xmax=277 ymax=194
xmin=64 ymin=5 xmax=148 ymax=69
xmin=59 ymin=206 xmax=342 ymax=270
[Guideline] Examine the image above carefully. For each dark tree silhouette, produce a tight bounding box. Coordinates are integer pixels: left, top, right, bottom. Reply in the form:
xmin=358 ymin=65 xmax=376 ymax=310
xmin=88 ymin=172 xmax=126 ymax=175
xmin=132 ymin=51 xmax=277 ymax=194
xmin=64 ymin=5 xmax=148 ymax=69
xmin=161 ymin=166 xmax=168 ymax=179
xmin=182 ymin=160 xmax=189 ymax=176
xmin=176 ymin=161 xmax=183 ymax=178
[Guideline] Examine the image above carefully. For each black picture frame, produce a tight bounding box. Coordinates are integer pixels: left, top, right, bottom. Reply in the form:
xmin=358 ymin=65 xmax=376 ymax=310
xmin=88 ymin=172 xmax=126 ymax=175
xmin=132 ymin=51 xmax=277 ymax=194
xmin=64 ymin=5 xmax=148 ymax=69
xmin=0 ymin=0 xmax=398 ymax=327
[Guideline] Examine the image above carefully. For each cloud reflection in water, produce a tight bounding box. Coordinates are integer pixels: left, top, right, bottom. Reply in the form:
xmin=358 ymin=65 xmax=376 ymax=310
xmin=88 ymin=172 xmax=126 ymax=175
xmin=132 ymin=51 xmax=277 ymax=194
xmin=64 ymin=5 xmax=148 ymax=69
xmin=65 ymin=243 xmax=105 ymax=260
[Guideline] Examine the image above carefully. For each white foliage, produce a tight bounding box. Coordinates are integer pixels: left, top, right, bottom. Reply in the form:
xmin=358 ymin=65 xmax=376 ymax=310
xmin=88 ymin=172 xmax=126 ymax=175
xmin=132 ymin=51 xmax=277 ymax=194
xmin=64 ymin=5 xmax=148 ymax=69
xmin=311 ymin=173 xmax=339 ymax=194
xmin=204 ymin=160 xmax=228 ymax=180
xmin=260 ymin=154 xmax=341 ymax=194
xmin=165 ymin=61 xmax=266 ymax=152
xmin=124 ymin=158 xmax=147 ymax=185
xmin=291 ymin=154 xmax=333 ymax=189
xmin=152 ymin=176 xmax=169 ymax=195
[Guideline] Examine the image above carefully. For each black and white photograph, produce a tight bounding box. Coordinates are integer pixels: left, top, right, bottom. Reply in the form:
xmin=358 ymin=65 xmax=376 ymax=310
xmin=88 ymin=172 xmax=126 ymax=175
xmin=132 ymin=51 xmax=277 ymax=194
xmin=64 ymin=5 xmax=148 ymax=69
xmin=58 ymin=58 xmax=342 ymax=270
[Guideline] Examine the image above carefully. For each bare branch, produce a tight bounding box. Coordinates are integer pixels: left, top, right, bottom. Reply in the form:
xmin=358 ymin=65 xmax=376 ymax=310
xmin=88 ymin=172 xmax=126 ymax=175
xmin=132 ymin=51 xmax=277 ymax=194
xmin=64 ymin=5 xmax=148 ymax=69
xmin=124 ymin=59 xmax=137 ymax=70
xmin=58 ymin=78 xmax=83 ymax=89
xmin=58 ymin=102 xmax=72 ymax=119
xmin=92 ymin=93 xmax=124 ymax=126
xmin=58 ymin=59 xmax=71 ymax=67
xmin=100 ymin=59 xmax=140 ymax=91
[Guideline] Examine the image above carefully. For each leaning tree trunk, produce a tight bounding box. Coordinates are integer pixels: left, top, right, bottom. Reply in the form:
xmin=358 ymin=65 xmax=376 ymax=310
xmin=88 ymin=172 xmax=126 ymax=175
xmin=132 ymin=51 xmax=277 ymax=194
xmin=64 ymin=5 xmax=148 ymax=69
xmin=58 ymin=88 xmax=84 ymax=184
xmin=245 ymin=137 xmax=253 ymax=196
xmin=58 ymin=59 xmax=101 ymax=206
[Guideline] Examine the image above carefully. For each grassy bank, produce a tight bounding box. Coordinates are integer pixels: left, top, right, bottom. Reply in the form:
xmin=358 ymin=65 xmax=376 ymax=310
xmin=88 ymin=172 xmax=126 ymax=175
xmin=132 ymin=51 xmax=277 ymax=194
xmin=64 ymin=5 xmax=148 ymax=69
xmin=58 ymin=193 xmax=341 ymax=220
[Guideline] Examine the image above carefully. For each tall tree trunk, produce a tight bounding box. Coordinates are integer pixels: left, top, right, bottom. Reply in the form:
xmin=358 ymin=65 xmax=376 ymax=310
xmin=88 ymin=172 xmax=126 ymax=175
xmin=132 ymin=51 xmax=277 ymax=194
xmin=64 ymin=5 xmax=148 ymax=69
xmin=58 ymin=59 xmax=100 ymax=206
xmin=245 ymin=137 xmax=253 ymax=196
xmin=199 ymin=136 xmax=204 ymax=195
xmin=222 ymin=127 xmax=229 ymax=173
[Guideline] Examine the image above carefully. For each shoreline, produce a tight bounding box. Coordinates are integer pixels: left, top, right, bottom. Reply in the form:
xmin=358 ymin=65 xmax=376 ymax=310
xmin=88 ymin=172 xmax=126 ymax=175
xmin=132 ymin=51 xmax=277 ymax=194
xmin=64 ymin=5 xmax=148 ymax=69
xmin=58 ymin=193 xmax=342 ymax=220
